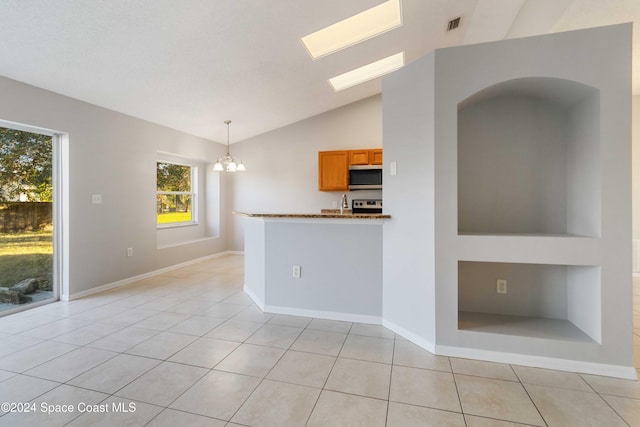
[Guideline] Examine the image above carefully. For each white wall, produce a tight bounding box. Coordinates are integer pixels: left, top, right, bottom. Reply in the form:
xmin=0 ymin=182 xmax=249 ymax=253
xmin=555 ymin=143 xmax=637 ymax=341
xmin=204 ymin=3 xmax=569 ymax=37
xmin=0 ymin=75 xmax=228 ymax=297
xmin=227 ymin=95 xmax=383 ymax=251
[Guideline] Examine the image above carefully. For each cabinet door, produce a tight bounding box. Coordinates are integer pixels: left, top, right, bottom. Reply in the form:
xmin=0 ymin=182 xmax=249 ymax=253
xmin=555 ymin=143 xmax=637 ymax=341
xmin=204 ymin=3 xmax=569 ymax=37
xmin=370 ymin=149 xmax=383 ymax=165
xmin=349 ymin=150 xmax=370 ymax=165
xmin=318 ymin=151 xmax=349 ymax=191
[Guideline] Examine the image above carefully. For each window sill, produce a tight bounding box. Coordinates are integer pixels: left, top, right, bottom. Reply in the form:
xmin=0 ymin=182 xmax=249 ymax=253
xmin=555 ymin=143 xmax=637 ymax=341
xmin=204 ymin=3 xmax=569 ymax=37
xmin=156 ymin=221 xmax=198 ymax=230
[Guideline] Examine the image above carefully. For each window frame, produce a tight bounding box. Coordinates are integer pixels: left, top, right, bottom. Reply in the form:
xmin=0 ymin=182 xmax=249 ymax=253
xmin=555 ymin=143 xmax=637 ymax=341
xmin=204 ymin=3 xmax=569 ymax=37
xmin=156 ymin=160 xmax=198 ymax=229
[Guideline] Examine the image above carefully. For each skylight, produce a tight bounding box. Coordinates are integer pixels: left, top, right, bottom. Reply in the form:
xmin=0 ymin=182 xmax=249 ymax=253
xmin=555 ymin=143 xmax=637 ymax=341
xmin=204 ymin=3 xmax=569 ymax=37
xmin=301 ymin=0 xmax=403 ymax=59
xmin=328 ymin=52 xmax=405 ymax=92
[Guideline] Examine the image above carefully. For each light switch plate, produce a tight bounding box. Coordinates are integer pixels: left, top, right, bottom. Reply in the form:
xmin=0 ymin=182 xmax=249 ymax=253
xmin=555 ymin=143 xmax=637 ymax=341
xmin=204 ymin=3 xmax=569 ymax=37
xmin=92 ymin=194 xmax=102 ymax=204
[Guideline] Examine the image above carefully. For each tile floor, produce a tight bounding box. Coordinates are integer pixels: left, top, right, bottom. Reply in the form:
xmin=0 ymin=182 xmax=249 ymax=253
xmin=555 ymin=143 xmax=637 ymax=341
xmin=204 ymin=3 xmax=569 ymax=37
xmin=0 ymin=254 xmax=639 ymax=426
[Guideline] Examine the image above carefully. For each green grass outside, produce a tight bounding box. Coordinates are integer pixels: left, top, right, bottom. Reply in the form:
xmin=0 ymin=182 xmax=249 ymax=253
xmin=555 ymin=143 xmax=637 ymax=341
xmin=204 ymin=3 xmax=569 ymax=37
xmin=157 ymin=211 xmax=192 ymax=224
xmin=0 ymin=230 xmax=53 ymax=288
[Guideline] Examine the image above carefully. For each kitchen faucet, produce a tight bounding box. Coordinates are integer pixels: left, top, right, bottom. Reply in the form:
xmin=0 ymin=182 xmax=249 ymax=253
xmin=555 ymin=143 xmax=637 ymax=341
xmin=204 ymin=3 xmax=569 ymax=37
xmin=340 ymin=194 xmax=348 ymax=214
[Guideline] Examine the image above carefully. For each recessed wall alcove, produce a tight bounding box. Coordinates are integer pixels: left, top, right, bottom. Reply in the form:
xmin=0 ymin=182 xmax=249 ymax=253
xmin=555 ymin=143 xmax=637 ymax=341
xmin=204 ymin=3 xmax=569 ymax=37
xmin=457 ymin=77 xmax=600 ymax=237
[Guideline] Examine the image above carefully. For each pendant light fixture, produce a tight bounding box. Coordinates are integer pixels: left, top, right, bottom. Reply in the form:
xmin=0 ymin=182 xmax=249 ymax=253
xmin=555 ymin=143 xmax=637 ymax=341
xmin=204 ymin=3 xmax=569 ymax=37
xmin=213 ymin=120 xmax=246 ymax=172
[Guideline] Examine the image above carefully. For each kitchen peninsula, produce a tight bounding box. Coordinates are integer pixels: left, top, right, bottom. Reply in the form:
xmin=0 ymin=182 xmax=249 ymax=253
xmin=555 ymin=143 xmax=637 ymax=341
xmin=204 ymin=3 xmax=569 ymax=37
xmin=236 ymin=212 xmax=390 ymax=323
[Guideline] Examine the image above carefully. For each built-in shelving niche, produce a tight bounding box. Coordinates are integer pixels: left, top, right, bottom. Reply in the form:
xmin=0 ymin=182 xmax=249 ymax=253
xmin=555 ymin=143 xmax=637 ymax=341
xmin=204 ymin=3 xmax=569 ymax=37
xmin=457 ymin=77 xmax=601 ymax=237
xmin=458 ymin=261 xmax=601 ymax=343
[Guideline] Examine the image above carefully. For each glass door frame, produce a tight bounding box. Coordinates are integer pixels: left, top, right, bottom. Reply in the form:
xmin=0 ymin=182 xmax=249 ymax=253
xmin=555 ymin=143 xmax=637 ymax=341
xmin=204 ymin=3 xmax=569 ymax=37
xmin=0 ymin=119 xmax=68 ymax=315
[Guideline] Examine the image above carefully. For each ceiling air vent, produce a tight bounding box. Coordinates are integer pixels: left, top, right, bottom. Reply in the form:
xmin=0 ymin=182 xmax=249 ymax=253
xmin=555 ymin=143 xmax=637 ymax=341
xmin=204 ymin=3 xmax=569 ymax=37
xmin=447 ymin=17 xmax=461 ymax=31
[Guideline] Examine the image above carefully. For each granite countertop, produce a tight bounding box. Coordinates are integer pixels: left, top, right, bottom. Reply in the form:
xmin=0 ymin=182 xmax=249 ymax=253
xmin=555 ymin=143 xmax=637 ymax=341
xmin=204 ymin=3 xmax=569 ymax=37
xmin=234 ymin=211 xmax=390 ymax=219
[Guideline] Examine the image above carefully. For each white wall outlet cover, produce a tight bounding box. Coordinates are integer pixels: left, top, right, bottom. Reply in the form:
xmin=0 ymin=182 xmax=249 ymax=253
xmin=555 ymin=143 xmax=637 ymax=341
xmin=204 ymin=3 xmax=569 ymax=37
xmin=292 ymin=265 xmax=301 ymax=278
xmin=390 ymin=161 xmax=397 ymax=176
xmin=91 ymin=194 xmax=102 ymax=204
xmin=496 ymin=279 xmax=507 ymax=294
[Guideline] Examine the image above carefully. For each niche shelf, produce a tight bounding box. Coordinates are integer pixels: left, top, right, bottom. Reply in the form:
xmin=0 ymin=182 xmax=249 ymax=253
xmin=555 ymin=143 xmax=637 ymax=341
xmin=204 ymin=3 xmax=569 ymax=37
xmin=457 ymin=261 xmax=601 ymax=343
xmin=457 ymin=77 xmax=601 ymax=238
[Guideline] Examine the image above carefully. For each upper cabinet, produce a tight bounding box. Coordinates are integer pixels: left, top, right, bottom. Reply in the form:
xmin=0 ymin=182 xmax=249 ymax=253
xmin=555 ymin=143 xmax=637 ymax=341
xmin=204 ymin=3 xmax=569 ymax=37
xmin=318 ymin=150 xmax=349 ymax=191
xmin=370 ymin=149 xmax=383 ymax=165
xmin=319 ymin=148 xmax=382 ymax=191
xmin=349 ymin=149 xmax=383 ymax=166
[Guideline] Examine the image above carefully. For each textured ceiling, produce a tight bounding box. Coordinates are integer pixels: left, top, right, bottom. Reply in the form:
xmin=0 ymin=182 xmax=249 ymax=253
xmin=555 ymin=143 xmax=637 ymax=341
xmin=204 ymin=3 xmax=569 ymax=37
xmin=0 ymin=0 xmax=638 ymax=144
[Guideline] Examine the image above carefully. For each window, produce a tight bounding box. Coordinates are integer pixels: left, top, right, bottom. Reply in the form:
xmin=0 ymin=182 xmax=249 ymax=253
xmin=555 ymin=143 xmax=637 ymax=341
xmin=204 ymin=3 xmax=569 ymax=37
xmin=156 ymin=161 xmax=196 ymax=226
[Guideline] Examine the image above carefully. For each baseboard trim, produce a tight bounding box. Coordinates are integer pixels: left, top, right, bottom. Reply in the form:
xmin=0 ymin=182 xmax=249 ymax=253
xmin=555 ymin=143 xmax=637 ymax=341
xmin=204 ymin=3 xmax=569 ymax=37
xmin=435 ymin=344 xmax=638 ymax=380
xmin=242 ymin=285 xmax=265 ymax=311
xmin=265 ymin=304 xmax=382 ymax=324
xmin=382 ymin=319 xmax=436 ymax=353
xmin=63 ymin=251 xmax=241 ymax=301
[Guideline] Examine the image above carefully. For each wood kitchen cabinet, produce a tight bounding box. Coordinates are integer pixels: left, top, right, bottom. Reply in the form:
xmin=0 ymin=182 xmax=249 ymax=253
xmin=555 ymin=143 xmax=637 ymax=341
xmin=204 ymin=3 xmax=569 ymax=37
xmin=370 ymin=149 xmax=383 ymax=165
xmin=349 ymin=150 xmax=370 ymax=165
xmin=318 ymin=148 xmax=382 ymax=191
xmin=318 ymin=150 xmax=349 ymax=191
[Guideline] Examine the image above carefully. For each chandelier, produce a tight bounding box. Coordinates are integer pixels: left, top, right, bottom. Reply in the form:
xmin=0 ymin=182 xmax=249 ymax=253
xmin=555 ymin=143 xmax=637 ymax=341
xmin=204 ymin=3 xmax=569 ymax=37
xmin=213 ymin=120 xmax=246 ymax=172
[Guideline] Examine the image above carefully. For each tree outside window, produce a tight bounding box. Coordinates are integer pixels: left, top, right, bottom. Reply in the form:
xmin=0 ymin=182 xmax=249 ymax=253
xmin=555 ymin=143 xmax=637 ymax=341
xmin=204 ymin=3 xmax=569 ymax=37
xmin=156 ymin=162 xmax=196 ymax=225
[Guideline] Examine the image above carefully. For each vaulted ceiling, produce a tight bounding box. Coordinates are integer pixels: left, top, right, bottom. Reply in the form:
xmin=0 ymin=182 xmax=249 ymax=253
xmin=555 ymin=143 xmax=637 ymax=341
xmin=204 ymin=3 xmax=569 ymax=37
xmin=0 ymin=0 xmax=638 ymax=143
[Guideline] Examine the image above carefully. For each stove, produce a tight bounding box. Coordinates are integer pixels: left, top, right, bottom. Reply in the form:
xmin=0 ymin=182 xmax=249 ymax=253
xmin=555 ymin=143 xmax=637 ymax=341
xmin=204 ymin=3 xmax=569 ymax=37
xmin=352 ymin=199 xmax=382 ymax=214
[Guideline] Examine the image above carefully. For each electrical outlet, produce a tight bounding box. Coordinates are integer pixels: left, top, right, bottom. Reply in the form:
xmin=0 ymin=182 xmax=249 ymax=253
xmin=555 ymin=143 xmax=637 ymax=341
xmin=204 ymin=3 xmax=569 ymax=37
xmin=92 ymin=194 xmax=102 ymax=204
xmin=496 ymin=279 xmax=507 ymax=294
xmin=127 ymin=247 xmax=133 ymax=257
xmin=292 ymin=265 xmax=301 ymax=278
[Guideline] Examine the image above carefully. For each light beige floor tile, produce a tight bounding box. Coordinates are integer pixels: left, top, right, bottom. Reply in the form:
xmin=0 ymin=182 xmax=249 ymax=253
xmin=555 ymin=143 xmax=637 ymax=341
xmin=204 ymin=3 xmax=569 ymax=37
xmin=325 ymin=357 xmax=391 ymax=399
xmin=202 ymin=303 xmax=247 ymax=319
xmin=307 ymin=390 xmax=387 ymax=427
xmin=526 ymin=383 xmax=626 ymax=426
xmin=339 ymin=334 xmax=394 ymax=364
xmin=0 ymin=370 xmax=15 ymax=382
xmin=88 ymin=326 xmax=159 ymax=352
xmin=267 ymin=314 xmax=312 ymax=328
xmin=307 ymin=318 xmax=352 ymax=334
xmin=215 ymin=343 xmax=284 ymax=377
xmin=387 ymin=401 xmax=465 ymax=427
xmin=18 ymin=317 xmax=92 ymax=339
xmin=464 ymin=415 xmax=534 ymax=426
xmin=24 ymin=347 xmax=116 ymax=382
xmin=221 ymin=292 xmax=254 ymax=306
xmin=166 ymin=315 xmax=224 ymax=336
xmin=52 ymin=322 xmax=123 ymax=345
xmin=100 ymin=308 xmax=159 ymax=326
xmin=232 ymin=306 xmax=274 ymax=323
xmin=231 ymin=379 xmax=320 ymax=427
xmin=451 ymin=358 xmax=518 ymax=381
xmin=456 ymin=375 xmax=544 ymax=426
xmin=512 ymin=365 xmax=592 ymax=391
xmin=168 ymin=337 xmax=239 ymax=368
xmin=290 ymin=329 xmax=347 ymax=356
xmin=393 ymin=340 xmax=451 ymax=372
xmin=581 ymin=374 xmax=640 ymax=399
xmin=70 ymin=305 xmax=129 ymax=323
xmin=116 ymin=361 xmax=207 ymax=406
xmin=166 ymin=298 xmax=217 ymax=315
xmin=245 ymin=324 xmax=302 ymax=349
xmin=124 ymin=331 xmax=197 ymax=360
xmin=132 ymin=312 xmax=191 ymax=331
xmin=146 ymin=408 xmax=226 ymax=427
xmin=66 ymin=396 xmax=163 ymax=426
xmin=170 ymin=370 xmax=260 ymax=420
xmin=136 ymin=296 xmax=185 ymax=311
xmin=0 ymin=375 xmax=59 ymax=412
xmin=266 ymin=350 xmax=335 ymax=388
xmin=602 ymin=394 xmax=640 ymax=427
xmin=0 ymin=384 xmax=108 ymax=426
xmin=0 ymin=334 xmax=42 ymax=358
xmin=349 ymin=323 xmax=395 ymax=339
xmin=205 ymin=320 xmax=263 ymax=342
xmin=0 ymin=340 xmax=77 ymax=373
xmin=68 ymin=353 xmax=161 ymax=393
xmin=390 ymin=366 xmax=461 ymax=412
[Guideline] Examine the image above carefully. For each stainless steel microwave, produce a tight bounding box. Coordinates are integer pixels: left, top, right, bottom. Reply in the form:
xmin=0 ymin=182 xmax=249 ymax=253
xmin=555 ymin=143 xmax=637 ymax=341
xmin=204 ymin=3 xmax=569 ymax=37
xmin=348 ymin=165 xmax=383 ymax=190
